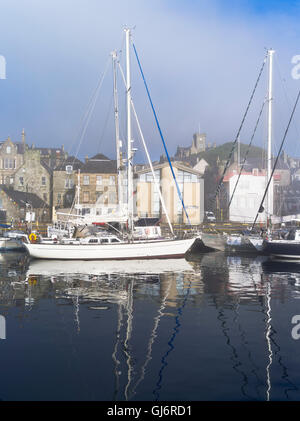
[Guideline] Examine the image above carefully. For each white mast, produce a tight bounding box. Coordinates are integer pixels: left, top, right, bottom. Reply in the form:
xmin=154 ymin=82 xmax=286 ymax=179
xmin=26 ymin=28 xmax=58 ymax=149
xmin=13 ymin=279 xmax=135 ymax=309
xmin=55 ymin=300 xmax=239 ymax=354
xmin=77 ymin=169 xmax=81 ymax=212
xmin=112 ymin=50 xmax=123 ymax=207
xmin=125 ymin=28 xmax=134 ymax=235
xmin=266 ymin=49 xmax=275 ymax=229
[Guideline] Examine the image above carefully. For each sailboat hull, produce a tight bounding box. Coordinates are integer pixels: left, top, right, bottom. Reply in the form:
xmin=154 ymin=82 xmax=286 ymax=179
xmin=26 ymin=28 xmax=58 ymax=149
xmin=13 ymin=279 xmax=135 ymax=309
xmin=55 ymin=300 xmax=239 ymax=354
xmin=24 ymin=238 xmax=196 ymax=260
xmin=263 ymin=239 xmax=300 ymax=259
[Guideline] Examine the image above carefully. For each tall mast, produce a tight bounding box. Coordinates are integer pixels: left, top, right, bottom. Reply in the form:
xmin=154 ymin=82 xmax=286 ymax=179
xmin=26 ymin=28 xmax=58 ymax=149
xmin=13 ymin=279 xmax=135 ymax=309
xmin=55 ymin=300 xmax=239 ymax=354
xmin=112 ymin=50 xmax=123 ymax=207
xmin=266 ymin=49 xmax=275 ymax=229
xmin=125 ymin=28 xmax=134 ymax=234
xmin=77 ymin=169 xmax=81 ymax=211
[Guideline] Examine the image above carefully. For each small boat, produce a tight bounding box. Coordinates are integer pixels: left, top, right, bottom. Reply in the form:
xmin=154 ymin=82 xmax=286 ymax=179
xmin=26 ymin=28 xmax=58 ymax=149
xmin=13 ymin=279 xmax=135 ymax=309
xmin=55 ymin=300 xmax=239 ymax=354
xmin=201 ymin=231 xmax=263 ymax=254
xmin=263 ymin=228 xmax=300 ymax=259
xmin=0 ymin=227 xmax=27 ymax=252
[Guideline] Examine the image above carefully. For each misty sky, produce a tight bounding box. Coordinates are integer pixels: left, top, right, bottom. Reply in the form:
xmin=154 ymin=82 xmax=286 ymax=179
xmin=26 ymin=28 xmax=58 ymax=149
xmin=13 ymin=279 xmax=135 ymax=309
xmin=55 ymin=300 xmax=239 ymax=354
xmin=0 ymin=0 xmax=300 ymax=163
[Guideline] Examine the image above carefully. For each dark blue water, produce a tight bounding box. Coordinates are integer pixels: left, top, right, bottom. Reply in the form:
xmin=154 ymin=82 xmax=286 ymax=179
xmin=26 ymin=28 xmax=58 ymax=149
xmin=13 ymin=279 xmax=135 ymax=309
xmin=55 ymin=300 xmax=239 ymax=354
xmin=0 ymin=251 xmax=300 ymax=401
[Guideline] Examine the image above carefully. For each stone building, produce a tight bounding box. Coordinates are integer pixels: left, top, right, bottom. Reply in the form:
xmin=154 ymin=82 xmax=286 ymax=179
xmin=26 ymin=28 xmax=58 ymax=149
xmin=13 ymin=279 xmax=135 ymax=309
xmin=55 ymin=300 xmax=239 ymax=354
xmin=0 ymin=134 xmax=26 ymax=186
xmin=37 ymin=145 xmax=68 ymax=169
xmin=14 ymin=148 xmax=52 ymax=206
xmin=53 ymin=156 xmax=83 ymax=209
xmin=135 ymin=161 xmax=204 ymax=224
xmin=0 ymin=186 xmax=50 ymax=223
xmin=78 ymin=153 xmax=118 ymax=206
xmin=175 ymin=132 xmax=208 ymax=161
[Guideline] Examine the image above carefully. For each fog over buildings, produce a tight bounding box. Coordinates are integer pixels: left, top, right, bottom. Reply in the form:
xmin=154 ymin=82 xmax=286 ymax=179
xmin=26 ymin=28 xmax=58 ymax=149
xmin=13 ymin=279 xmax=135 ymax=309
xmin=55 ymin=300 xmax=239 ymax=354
xmin=0 ymin=0 xmax=300 ymax=163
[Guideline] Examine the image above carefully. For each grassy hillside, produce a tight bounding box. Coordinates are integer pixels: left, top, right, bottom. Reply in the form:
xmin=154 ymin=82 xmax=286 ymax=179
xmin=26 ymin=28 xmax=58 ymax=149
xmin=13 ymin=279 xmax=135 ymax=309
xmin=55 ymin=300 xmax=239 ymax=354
xmin=197 ymin=142 xmax=266 ymax=166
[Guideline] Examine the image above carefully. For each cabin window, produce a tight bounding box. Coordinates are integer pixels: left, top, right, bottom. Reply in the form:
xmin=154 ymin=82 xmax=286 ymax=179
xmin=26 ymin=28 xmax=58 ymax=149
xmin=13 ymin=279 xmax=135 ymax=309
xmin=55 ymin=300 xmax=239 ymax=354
xmin=110 ymin=238 xmax=120 ymax=243
xmin=88 ymin=239 xmax=98 ymax=243
xmin=101 ymin=239 xmax=109 ymax=243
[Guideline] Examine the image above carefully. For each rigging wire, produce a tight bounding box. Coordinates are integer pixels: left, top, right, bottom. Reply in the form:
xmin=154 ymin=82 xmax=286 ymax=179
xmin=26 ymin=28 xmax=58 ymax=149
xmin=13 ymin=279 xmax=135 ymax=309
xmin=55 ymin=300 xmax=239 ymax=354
xmin=251 ymin=88 xmax=300 ymax=230
xmin=96 ymin=92 xmax=114 ymax=153
xmin=72 ymin=58 xmax=111 ymax=161
xmin=35 ymin=57 xmax=111 ymax=223
xmin=132 ymin=42 xmax=191 ymax=225
xmin=228 ymin=98 xmax=267 ymax=209
xmin=117 ymin=61 xmax=174 ymax=235
xmin=210 ymin=51 xmax=268 ymax=211
xmin=274 ymin=54 xmax=300 ymax=150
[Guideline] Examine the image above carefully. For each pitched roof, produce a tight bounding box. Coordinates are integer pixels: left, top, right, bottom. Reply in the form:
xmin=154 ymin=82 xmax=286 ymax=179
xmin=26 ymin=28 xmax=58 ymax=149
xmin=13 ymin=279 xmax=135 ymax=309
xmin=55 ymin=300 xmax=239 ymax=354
xmin=135 ymin=161 xmax=202 ymax=176
xmin=81 ymin=155 xmax=117 ymax=174
xmin=54 ymin=156 xmax=83 ymax=171
xmin=0 ymin=140 xmax=26 ymax=154
xmin=0 ymin=186 xmax=49 ymax=209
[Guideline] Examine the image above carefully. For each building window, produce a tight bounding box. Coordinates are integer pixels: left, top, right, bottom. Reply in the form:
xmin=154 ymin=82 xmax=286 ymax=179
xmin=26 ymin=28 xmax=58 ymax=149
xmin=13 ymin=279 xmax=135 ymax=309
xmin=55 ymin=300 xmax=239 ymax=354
xmin=109 ymin=176 xmax=115 ymax=185
xmin=57 ymin=193 xmax=62 ymax=204
xmin=65 ymin=179 xmax=74 ymax=189
xmin=19 ymin=177 xmax=24 ymax=186
xmin=83 ymin=175 xmax=90 ymax=185
xmin=66 ymin=165 xmax=73 ymax=174
xmin=3 ymin=158 xmax=15 ymax=169
xmin=96 ymin=175 xmax=102 ymax=185
xmin=6 ymin=146 xmax=11 ymax=154
xmin=42 ymin=177 xmax=46 ymax=186
xmin=10 ymin=177 xmax=13 ymax=184
xmin=96 ymin=191 xmax=103 ymax=201
xmin=83 ymin=191 xmax=90 ymax=203
xmin=43 ymin=193 xmax=47 ymax=202
xmin=146 ymin=173 xmax=154 ymax=182
xmin=108 ymin=191 xmax=117 ymax=203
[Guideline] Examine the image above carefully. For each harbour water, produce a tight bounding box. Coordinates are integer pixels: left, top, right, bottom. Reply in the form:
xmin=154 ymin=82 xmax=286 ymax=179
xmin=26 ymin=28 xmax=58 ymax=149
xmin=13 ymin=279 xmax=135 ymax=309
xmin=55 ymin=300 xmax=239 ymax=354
xmin=0 ymin=251 xmax=300 ymax=401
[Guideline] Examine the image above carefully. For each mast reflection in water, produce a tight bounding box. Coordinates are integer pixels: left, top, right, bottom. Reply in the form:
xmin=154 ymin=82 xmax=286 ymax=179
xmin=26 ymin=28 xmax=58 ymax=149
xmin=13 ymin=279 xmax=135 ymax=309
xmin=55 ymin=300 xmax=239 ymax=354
xmin=0 ymin=252 xmax=300 ymax=400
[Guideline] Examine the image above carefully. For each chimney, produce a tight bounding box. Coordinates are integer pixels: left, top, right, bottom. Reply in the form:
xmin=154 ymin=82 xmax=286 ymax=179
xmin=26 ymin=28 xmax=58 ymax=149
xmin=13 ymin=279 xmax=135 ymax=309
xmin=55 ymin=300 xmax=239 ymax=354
xmin=85 ymin=155 xmax=89 ymax=163
xmin=22 ymin=129 xmax=26 ymax=145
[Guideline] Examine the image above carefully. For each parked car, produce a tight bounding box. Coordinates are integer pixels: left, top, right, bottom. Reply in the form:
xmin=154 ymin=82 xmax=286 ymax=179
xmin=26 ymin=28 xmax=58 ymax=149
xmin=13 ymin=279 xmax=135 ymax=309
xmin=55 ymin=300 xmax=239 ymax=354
xmin=204 ymin=211 xmax=216 ymax=222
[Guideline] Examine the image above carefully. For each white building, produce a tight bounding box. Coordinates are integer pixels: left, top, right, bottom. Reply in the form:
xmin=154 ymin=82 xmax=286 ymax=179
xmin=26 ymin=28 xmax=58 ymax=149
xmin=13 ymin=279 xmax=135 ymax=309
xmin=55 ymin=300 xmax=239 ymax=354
xmin=228 ymin=171 xmax=273 ymax=223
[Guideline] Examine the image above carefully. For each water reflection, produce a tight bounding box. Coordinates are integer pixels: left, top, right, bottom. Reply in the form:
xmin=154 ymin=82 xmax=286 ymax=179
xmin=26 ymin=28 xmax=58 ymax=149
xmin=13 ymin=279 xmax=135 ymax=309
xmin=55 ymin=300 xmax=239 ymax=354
xmin=0 ymin=253 xmax=300 ymax=400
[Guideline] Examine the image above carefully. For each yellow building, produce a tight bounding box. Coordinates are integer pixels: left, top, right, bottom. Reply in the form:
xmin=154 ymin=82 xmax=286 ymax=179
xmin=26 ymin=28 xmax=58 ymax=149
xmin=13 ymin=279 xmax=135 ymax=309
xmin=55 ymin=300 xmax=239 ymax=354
xmin=135 ymin=162 xmax=204 ymax=225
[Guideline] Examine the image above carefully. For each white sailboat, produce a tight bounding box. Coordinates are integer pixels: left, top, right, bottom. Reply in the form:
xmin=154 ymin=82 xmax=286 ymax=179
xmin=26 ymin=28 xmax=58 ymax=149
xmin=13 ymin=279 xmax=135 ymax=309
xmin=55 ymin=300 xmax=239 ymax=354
xmin=24 ymin=29 xmax=196 ymax=260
